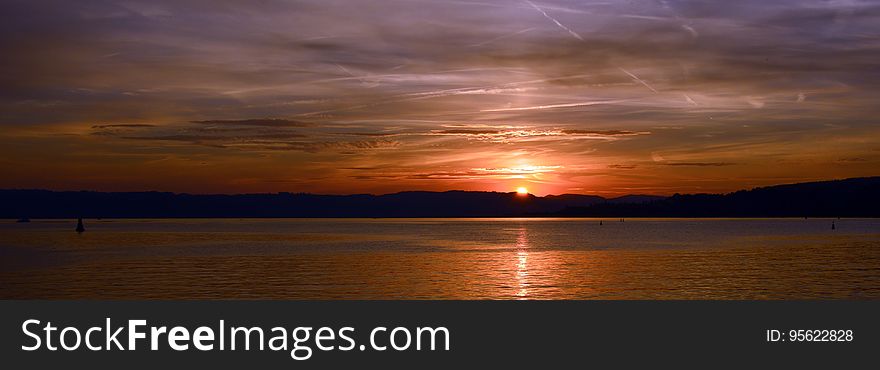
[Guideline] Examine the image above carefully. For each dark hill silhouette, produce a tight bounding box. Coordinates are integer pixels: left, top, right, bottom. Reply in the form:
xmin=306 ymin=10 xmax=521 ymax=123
xmin=552 ymin=177 xmax=880 ymax=217
xmin=0 ymin=177 xmax=876 ymax=218
xmin=0 ymin=189 xmax=659 ymax=218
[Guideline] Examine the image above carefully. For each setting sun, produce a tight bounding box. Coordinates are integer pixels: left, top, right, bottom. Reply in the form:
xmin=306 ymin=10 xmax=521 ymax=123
xmin=516 ymin=187 xmax=529 ymax=195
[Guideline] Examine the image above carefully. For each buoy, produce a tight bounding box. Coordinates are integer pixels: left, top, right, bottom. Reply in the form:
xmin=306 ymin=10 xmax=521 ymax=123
xmin=599 ymin=220 xmax=603 ymax=226
xmin=76 ymin=218 xmax=85 ymax=233
xmin=831 ymin=221 xmax=835 ymax=230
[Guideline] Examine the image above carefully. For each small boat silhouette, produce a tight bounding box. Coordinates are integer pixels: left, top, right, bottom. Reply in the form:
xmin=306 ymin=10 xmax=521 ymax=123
xmin=76 ymin=217 xmax=85 ymax=233
xmin=16 ymin=217 xmax=30 ymax=223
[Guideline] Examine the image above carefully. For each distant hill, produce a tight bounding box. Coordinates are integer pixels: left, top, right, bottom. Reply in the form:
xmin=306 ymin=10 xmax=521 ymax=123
xmin=0 ymin=189 xmax=660 ymax=219
xmin=0 ymin=177 xmax=876 ymax=218
xmin=552 ymin=177 xmax=880 ymax=217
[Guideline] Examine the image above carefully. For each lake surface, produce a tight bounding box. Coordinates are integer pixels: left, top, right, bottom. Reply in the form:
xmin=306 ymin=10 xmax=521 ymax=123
xmin=1 ymin=218 xmax=878 ymax=299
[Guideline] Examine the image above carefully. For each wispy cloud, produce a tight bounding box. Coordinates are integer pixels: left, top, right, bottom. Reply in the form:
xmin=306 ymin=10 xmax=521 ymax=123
xmin=481 ymin=100 xmax=629 ymax=112
xmin=430 ymin=128 xmax=649 ymax=142
xmin=1 ymin=0 xmax=879 ymax=195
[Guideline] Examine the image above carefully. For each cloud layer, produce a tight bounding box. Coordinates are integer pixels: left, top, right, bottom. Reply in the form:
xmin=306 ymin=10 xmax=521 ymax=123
xmin=1 ymin=0 xmax=879 ymax=195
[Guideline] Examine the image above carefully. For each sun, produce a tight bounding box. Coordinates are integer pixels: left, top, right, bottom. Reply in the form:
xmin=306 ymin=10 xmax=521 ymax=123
xmin=516 ymin=187 xmax=529 ymax=195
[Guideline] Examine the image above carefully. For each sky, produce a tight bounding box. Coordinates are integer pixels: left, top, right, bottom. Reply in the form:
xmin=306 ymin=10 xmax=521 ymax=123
xmin=1 ymin=0 xmax=879 ymax=196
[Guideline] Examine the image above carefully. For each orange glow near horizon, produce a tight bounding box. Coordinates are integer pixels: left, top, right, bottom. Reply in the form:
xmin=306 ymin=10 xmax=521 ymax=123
xmin=516 ymin=187 xmax=529 ymax=195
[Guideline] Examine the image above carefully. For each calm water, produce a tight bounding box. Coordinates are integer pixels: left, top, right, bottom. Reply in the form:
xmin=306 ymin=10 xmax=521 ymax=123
xmin=1 ymin=218 xmax=878 ymax=299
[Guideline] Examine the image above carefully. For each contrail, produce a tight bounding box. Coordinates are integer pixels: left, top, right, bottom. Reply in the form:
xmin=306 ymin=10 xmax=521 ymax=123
xmin=481 ymin=99 xmax=629 ymax=112
xmin=618 ymin=67 xmax=657 ymax=93
xmin=524 ymin=0 xmax=584 ymax=41
xmin=335 ymin=63 xmax=377 ymax=87
xmin=470 ymin=27 xmax=535 ymax=47
xmin=658 ymin=0 xmax=699 ymax=40
xmin=335 ymin=63 xmax=360 ymax=80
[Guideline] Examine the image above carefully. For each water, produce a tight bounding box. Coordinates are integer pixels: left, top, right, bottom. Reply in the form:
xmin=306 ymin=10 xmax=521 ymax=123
xmin=1 ymin=218 xmax=878 ymax=299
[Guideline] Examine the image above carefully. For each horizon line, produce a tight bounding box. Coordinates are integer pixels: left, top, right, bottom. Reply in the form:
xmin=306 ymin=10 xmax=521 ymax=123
xmin=1 ymin=175 xmax=877 ymax=198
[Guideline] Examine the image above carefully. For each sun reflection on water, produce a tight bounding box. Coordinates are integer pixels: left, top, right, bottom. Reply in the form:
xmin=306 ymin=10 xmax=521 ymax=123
xmin=515 ymin=225 xmax=530 ymax=299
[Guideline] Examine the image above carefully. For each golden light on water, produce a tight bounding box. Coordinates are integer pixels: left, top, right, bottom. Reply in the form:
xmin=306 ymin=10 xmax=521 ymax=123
xmin=515 ymin=226 xmax=530 ymax=299
xmin=2 ymin=218 xmax=878 ymax=299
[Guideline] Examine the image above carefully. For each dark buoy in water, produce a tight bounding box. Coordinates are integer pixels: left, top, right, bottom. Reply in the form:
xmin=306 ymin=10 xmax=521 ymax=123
xmin=599 ymin=220 xmax=603 ymax=226
xmin=831 ymin=221 xmax=836 ymax=230
xmin=75 ymin=217 xmax=85 ymax=233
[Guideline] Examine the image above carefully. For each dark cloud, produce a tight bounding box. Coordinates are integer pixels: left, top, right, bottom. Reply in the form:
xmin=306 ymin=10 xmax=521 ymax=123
xmin=838 ymin=157 xmax=867 ymax=162
xmin=663 ymin=162 xmax=736 ymax=167
xmin=607 ymin=164 xmax=637 ymax=169
xmin=244 ymin=140 xmax=400 ymax=153
xmin=91 ymin=123 xmax=156 ymax=129
xmin=121 ymin=134 xmax=224 ymax=143
xmin=334 ymin=132 xmax=401 ymax=137
xmin=191 ymin=119 xmax=312 ymax=127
